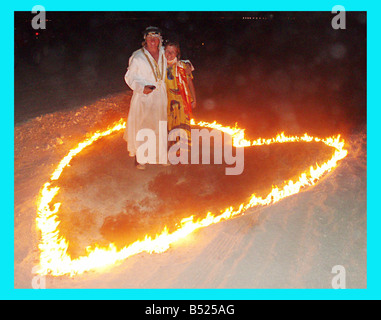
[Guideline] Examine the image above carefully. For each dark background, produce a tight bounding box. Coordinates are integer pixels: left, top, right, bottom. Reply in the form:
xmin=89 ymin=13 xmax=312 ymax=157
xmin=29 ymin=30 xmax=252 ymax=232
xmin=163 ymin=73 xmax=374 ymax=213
xmin=14 ymin=11 xmax=366 ymax=138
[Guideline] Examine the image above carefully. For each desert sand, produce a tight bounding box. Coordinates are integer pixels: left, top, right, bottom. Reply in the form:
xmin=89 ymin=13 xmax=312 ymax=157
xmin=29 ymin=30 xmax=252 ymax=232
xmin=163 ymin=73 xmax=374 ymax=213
xmin=14 ymin=91 xmax=366 ymax=289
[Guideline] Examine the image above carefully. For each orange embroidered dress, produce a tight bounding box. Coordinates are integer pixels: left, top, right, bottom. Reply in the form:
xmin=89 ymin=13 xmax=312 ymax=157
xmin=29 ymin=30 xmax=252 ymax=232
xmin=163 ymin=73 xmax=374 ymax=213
xmin=165 ymin=60 xmax=194 ymax=153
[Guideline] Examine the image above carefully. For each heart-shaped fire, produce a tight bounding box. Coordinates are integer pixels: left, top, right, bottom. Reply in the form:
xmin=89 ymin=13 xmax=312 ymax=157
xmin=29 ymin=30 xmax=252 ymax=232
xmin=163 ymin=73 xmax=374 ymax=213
xmin=35 ymin=118 xmax=348 ymax=276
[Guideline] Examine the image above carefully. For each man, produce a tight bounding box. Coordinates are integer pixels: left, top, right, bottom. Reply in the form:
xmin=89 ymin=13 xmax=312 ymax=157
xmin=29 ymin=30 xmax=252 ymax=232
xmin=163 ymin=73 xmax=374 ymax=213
xmin=123 ymin=26 xmax=168 ymax=169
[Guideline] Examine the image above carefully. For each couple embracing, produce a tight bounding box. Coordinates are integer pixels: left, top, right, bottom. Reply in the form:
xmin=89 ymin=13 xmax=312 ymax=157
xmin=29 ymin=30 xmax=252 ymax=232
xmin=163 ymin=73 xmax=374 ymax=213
xmin=123 ymin=26 xmax=196 ymax=170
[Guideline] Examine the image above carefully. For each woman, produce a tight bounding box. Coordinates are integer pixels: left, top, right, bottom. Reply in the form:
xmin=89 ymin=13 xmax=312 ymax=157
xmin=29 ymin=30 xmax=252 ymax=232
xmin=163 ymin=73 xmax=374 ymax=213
xmin=164 ymin=41 xmax=196 ymax=161
xmin=123 ymin=26 xmax=168 ymax=169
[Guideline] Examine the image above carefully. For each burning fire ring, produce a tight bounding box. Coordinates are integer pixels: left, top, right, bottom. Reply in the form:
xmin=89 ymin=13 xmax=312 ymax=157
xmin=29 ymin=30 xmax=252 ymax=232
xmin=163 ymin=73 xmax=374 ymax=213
xmin=35 ymin=118 xmax=348 ymax=276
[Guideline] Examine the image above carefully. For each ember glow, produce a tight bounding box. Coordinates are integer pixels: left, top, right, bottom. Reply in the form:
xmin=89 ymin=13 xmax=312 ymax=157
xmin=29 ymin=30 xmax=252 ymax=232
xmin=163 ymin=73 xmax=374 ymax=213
xmin=35 ymin=118 xmax=348 ymax=276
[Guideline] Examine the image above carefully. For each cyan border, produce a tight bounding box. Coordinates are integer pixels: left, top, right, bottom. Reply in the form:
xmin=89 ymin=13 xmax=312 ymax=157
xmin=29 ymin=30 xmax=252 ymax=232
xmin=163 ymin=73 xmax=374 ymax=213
xmin=6 ymin=0 xmax=377 ymax=300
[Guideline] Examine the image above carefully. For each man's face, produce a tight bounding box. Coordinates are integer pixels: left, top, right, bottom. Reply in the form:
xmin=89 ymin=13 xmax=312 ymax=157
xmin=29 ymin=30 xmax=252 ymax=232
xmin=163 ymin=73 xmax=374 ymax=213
xmin=146 ymin=35 xmax=160 ymax=51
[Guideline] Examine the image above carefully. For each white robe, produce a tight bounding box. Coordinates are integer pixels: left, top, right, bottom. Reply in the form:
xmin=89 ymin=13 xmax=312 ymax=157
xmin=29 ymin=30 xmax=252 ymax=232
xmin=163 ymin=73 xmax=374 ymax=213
xmin=123 ymin=47 xmax=168 ymax=164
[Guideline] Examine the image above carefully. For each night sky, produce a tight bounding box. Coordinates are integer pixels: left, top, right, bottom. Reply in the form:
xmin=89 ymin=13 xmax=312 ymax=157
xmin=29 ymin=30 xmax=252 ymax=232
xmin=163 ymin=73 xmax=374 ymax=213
xmin=14 ymin=11 xmax=366 ymax=137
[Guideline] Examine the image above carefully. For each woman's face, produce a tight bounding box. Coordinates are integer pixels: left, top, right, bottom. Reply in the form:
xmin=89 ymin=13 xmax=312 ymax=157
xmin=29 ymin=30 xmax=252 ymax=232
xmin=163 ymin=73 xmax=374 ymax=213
xmin=165 ymin=45 xmax=178 ymax=62
xmin=145 ymin=35 xmax=160 ymax=51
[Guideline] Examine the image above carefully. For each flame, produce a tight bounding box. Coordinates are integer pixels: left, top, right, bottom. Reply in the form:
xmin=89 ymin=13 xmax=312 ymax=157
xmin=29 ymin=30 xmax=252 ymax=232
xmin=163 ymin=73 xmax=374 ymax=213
xmin=35 ymin=118 xmax=348 ymax=276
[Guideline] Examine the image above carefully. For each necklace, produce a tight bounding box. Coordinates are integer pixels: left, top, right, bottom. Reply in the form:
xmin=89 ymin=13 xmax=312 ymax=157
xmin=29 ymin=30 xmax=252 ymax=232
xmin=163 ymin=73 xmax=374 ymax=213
xmin=141 ymin=48 xmax=164 ymax=82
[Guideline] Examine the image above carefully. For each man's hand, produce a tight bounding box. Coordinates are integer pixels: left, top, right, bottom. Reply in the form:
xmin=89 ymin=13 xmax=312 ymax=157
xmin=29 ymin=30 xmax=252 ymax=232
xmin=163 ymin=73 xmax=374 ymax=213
xmin=143 ymin=85 xmax=156 ymax=94
xmin=185 ymin=63 xmax=192 ymax=76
